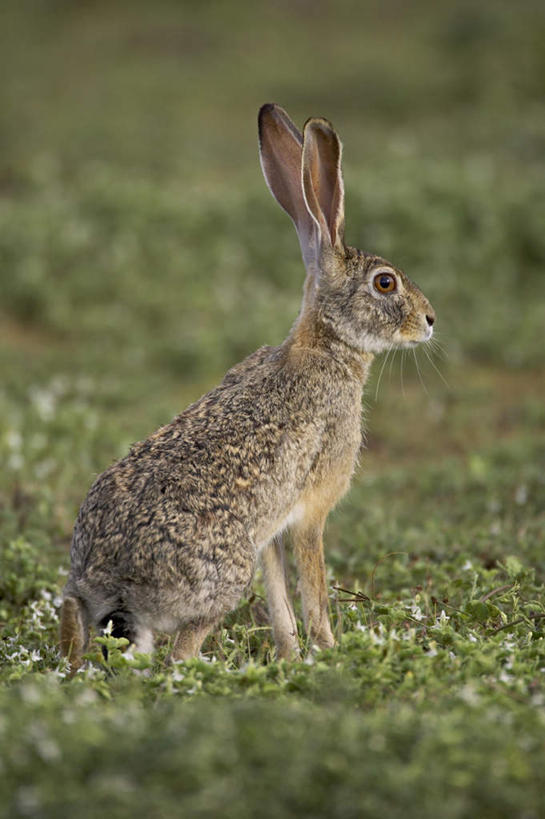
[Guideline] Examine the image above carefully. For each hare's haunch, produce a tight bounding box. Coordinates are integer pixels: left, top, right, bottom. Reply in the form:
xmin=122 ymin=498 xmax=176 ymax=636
xmin=60 ymin=105 xmax=435 ymax=671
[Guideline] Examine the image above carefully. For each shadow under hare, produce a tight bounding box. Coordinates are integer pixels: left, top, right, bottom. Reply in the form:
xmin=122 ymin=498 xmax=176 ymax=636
xmin=60 ymin=104 xmax=435 ymax=671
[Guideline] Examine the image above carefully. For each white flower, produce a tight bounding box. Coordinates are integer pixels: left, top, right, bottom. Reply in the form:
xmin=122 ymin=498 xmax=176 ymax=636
xmin=515 ymin=485 xmax=528 ymax=505
xmin=6 ymin=429 xmax=22 ymax=450
xmin=369 ymin=625 xmax=385 ymax=645
xmin=19 ymin=682 xmax=39 ymax=701
xmin=458 ymin=684 xmax=480 ymax=705
xmin=29 ymin=386 xmax=56 ymax=421
xmin=171 ymin=668 xmax=186 ymax=683
xmin=355 ymin=621 xmax=366 ymax=632
xmin=34 ymin=459 xmax=56 ymax=480
xmin=8 ymin=453 xmax=24 ymax=470
xmin=431 ymin=610 xmax=450 ymax=630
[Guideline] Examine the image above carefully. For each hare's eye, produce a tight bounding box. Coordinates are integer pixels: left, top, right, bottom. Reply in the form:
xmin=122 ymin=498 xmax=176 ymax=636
xmin=374 ymin=272 xmax=397 ymax=293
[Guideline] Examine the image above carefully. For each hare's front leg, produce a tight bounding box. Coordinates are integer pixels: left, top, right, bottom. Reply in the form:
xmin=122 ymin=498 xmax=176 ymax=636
xmin=261 ymin=537 xmax=300 ymax=660
xmin=292 ymin=518 xmax=335 ymax=650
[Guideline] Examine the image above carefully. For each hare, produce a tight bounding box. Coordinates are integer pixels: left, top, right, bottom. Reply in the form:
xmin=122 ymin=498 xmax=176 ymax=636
xmin=60 ymin=103 xmax=435 ymax=671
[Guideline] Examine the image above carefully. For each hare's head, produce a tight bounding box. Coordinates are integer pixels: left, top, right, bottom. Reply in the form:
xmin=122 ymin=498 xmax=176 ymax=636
xmin=258 ymin=104 xmax=435 ymax=355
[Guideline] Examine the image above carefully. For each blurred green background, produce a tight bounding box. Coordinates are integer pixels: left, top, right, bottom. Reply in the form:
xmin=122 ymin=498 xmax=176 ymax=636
xmin=1 ymin=1 xmax=545 ymax=817
xmin=2 ymin=0 xmax=545 ymax=385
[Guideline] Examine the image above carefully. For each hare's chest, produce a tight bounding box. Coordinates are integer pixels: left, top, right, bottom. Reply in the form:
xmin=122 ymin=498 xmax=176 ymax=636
xmin=315 ymin=403 xmax=363 ymax=477
xmin=281 ymin=415 xmax=362 ymax=535
xmin=300 ymin=404 xmax=362 ymax=504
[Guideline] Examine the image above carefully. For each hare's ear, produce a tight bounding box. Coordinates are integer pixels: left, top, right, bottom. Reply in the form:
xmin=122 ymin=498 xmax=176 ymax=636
xmin=258 ymin=103 xmax=318 ymax=266
xmin=302 ymin=117 xmax=345 ymax=256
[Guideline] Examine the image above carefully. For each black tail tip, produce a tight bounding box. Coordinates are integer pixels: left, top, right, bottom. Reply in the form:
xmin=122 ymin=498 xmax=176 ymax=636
xmin=98 ymin=610 xmax=135 ymax=659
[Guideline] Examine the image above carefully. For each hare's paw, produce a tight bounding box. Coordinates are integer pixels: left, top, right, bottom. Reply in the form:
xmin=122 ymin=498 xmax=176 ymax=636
xmin=311 ymin=628 xmax=335 ymax=651
xmin=275 ymin=634 xmax=301 ymax=661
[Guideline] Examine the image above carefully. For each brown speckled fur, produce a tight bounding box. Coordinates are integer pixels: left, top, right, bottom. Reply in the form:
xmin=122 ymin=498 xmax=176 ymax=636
xmin=60 ymin=104 xmax=435 ymax=671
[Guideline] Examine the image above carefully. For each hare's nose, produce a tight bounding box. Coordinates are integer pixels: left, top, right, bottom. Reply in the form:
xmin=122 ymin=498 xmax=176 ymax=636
xmin=426 ymin=313 xmax=435 ymax=327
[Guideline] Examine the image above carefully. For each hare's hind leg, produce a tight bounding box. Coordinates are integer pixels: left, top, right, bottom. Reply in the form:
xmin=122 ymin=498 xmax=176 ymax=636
xmin=60 ymin=595 xmax=89 ymax=675
xmin=291 ymin=518 xmax=335 ymax=650
xmin=261 ymin=538 xmax=300 ymax=660
xmin=169 ymin=619 xmax=215 ymax=662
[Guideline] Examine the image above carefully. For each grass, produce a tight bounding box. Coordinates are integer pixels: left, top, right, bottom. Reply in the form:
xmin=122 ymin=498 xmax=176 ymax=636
xmin=1 ymin=0 xmax=545 ymax=816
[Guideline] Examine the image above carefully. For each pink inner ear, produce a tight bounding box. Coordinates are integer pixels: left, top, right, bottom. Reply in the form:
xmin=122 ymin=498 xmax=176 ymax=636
xmin=302 ymin=120 xmax=345 ymax=253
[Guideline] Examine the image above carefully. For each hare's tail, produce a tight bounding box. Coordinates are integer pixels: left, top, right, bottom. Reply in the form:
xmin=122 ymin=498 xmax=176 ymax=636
xmin=59 ymin=595 xmax=87 ymax=675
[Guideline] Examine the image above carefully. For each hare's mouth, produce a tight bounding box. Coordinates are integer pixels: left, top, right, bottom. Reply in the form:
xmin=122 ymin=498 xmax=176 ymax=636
xmin=395 ymin=322 xmax=433 ymax=348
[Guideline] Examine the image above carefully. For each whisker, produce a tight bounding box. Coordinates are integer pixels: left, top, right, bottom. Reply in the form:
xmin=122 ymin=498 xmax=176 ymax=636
xmin=375 ymin=345 xmax=393 ymax=402
xmin=428 ymin=335 xmax=448 ymax=359
xmin=430 ymin=341 xmax=447 ymax=359
xmin=388 ymin=346 xmax=397 ymax=383
xmin=400 ymin=350 xmax=406 ymax=399
xmin=413 ymin=348 xmax=429 ymax=396
xmin=423 ymin=342 xmax=451 ymax=389
xmin=427 ymin=343 xmax=447 ymax=364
